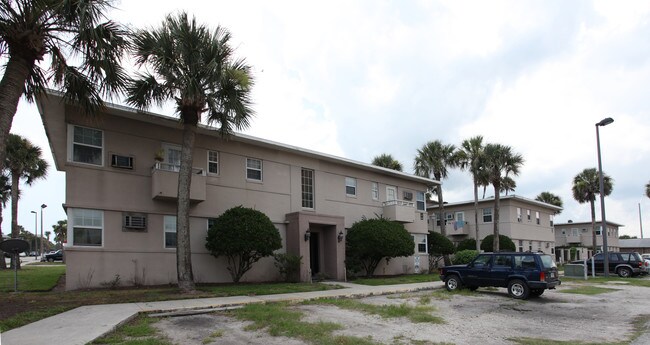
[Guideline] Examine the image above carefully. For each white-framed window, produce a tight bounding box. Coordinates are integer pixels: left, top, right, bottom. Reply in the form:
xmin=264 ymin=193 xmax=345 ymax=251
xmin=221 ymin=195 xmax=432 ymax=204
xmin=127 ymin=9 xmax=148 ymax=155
xmin=301 ymin=168 xmax=314 ymax=209
xmin=69 ymin=125 xmax=103 ymax=165
xmin=518 ymin=240 xmax=523 ymax=252
xmin=345 ymin=177 xmax=357 ymax=196
xmin=445 ymin=213 xmax=454 ymax=222
xmin=571 ymin=228 xmax=579 ymax=236
xmin=164 ymin=215 xmax=177 ymax=248
xmin=517 ymin=208 xmax=522 ymax=222
xmin=455 ymin=212 xmax=465 ymax=223
xmin=418 ymin=235 xmax=428 ymax=254
xmin=550 ymin=214 xmax=554 ymax=227
xmin=246 ymin=158 xmax=262 ymax=181
xmin=207 ymin=218 xmax=217 ymax=233
xmin=527 ymin=209 xmax=531 ymax=221
xmin=595 ymin=226 xmax=602 ymax=236
xmin=207 ymin=151 xmax=219 ymax=175
xmin=416 ymin=191 xmax=426 ymax=211
xmin=483 ymin=208 xmax=493 ymax=223
xmin=371 ymin=182 xmax=379 ymax=200
xmin=70 ymin=208 xmax=103 ymax=246
xmin=535 ymin=211 xmax=540 ymax=225
xmin=160 ymin=143 xmax=181 ymax=172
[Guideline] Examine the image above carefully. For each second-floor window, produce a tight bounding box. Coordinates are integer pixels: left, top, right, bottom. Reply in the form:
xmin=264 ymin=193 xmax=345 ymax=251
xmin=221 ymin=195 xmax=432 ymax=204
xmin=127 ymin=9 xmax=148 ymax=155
xmin=527 ymin=209 xmax=531 ymax=221
xmin=301 ymin=168 xmax=314 ymax=209
xmin=483 ymin=208 xmax=493 ymax=223
xmin=161 ymin=144 xmax=181 ymax=172
xmin=208 ymin=151 xmax=219 ymax=174
xmin=371 ymin=182 xmax=379 ymax=200
xmin=550 ymin=214 xmax=554 ymax=227
xmin=246 ymin=158 xmax=262 ymax=181
xmin=345 ymin=177 xmax=356 ymax=196
xmin=517 ymin=208 xmax=522 ymax=222
xmin=70 ymin=125 xmax=103 ymax=165
xmin=416 ymin=191 xmax=426 ymax=211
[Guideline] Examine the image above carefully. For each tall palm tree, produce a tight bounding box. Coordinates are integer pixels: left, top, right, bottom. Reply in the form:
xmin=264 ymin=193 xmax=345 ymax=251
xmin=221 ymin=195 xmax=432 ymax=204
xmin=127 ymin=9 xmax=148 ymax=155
xmin=52 ymin=219 xmax=67 ymax=248
xmin=0 ymin=173 xmax=10 ymax=269
xmin=457 ymin=135 xmax=484 ymax=251
xmin=5 ymin=134 xmax=48 ymax=268
xmin=371 ymin=153 xmax=403 ymax=171
xmin=572 ymin=168 xmax=613 ymax=254
xmin=535 ymin=192 xmax=563 ymax=214
xmin=126 ymin=13 xmax=254 ymax=293
xmin=0 ymin=0 xmax=129 ymax=174
xmin=482 ymin=143 xmax=524 ymax=252
xmin=500 ymin=176 xmax=516 ymax=196
xmin=414 ymin=140 xmax=457 ymax=264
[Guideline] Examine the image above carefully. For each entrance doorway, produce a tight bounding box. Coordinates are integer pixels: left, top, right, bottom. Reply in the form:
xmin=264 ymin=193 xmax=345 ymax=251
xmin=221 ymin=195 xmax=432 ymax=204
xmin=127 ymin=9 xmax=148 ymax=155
xmin=310 ymin=232 xmax=320 ymax=275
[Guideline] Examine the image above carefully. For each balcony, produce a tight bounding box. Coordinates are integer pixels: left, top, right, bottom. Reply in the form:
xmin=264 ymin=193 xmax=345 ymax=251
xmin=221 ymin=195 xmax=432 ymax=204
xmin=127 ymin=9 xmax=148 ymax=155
xmin=151 ymin=163 xmax=206 ymax=202
xmin=446 ymin=220 xmax=469 ymax=236
xmin=382 ymin=199 xmax=415 ymax=223
xmin=565 ymin=235 xmax=582 ymax=244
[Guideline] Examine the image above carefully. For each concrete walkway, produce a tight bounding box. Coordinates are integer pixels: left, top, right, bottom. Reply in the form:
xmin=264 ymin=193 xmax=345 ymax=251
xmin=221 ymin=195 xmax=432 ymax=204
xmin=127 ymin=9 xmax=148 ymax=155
xmin=1 ymin=281 xmax=443 ymax=345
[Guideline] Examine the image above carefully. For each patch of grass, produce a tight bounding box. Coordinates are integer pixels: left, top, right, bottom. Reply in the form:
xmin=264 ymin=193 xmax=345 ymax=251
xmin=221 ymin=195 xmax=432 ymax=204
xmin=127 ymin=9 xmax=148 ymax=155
xmin=418 ymin=295 xmax=431 ymax=305
xmin=307 ymin=298 xmax=444 ymax=324
xmin=92 ymin=315 xmax=172 ymax=345
xmin=231 ymin=302 xmax=379 ymax=345
xmin=198 ymin=282 xmax=340 ymax=296
xmin=27 ymin=262 xmax=66 ymax=266
xmin=350 ymin=273 xmax=438 ymax=286
xmin=0 ymin=265 xmax=66 ymax=292
xmin=0 ymin=305 xmax=71 ymax=332
xmin=559 ymin=286 xmax=619 ymax=295
xmin=202 ymin=330 xmax=223 ymax=344
xmin=429 ymin=288 xmax=478 ymax=300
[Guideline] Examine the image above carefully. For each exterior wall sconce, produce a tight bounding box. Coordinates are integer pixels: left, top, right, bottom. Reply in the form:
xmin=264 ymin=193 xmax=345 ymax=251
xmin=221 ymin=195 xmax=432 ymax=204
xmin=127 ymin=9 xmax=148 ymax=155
xmin=337 ymin=231 xmax=344 ymax=243
xmin=304 ymin=230 xmax=311 ymax=242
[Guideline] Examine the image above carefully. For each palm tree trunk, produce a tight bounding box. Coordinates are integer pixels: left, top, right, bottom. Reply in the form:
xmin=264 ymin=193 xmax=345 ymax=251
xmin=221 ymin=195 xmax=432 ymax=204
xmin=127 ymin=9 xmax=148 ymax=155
xmin=0 ymin=212 xmax=6 ymax=269
xmin=590 ymin=199 xmax=597 ymax=255
xmin=176 ymin=122 xmax=197 ymax=293
xmin=437 ymin=185 xmax=451 ymax=265
xmin=10 ymin=171 xmax=21 ymax=269
xmin=493 ymin=184 xmax=500 ymax=252
xmin=0 ymin=55 xmax=36 ymax=174
xmin=473 ymin=178 xmax=480 ymax=251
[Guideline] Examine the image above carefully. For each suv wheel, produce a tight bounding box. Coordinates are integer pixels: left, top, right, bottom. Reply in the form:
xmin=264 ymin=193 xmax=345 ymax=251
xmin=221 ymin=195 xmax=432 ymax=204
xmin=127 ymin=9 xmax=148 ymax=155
xmin=445 ymin=275 xmax=462 ymax=291
xmin=617 ymin=267 xmax=632 ymax=278
xmin=508 ymin=279 xmax=530 ymax=299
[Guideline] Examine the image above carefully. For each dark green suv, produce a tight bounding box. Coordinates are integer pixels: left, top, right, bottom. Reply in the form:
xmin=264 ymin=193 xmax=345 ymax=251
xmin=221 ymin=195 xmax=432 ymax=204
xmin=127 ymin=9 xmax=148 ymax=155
xmin=439 ymin=252 xmax=561 ymax=299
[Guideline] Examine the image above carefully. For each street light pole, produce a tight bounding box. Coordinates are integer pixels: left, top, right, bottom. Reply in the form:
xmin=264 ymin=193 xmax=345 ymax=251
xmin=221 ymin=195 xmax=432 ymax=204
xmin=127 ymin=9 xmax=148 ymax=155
xmin=40 ymin=204 xmax=47 ymax=260
xmin=596 ymin=117 xmax=613 ymax=277
xmin=30 ymin=211 xmax=37 ymax=256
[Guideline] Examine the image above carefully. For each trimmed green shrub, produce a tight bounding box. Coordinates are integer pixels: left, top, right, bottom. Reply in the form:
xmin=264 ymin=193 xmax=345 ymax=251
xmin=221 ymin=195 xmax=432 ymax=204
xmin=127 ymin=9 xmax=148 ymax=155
xmin=274 ymin=253 xmax=302 ymax=283
xmin=454 ymin=250 xmax=479 ymax=265
xmin=480 ymin=234 xmax=516 ymax=252
xmin=346 ymin=217 xmax=414 ymax=277
xmin=427 ymin=231 xmax=455 ymax=256
xmin=456 ymin=238 xmax=477 ymax=251
xmin=206 ymin=206 xmax=282 ymax=282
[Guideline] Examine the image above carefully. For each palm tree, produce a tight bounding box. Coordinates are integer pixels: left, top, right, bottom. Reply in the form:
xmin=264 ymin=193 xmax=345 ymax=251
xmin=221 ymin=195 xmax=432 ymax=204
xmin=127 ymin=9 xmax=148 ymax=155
xmin=0 ymin=0 xmax=129 ymax=174
xmin=500 ymin=176 xmax=516 ymax=196
xmin=482 ymin=143 xmax=524 ymax=252
xmin=52 ymin=220 xmax=67 ymax=248
xmin=414 ymin=140 xmax=457 ymax=264
xmin=45 ymin=231 xmax=51 ymax=243
xmin=371 ymin=154 xmax=403 ymax=171
xmin=0 ymin=173 xmax=10 ymax=269
xmin=646 ymin=181 xmax=650 ymax=199
xmin=5 ymin=134 xmax=48 ymax=268
xmin=572 ymin=168 xmax=613 ymax=254
xmin=126 ymin=13 xmax=254 ymax=293
xmin=457 ymin=135 xmax=484 ymax=251
xmin=535 ymin=192 xmax=563 ymax=214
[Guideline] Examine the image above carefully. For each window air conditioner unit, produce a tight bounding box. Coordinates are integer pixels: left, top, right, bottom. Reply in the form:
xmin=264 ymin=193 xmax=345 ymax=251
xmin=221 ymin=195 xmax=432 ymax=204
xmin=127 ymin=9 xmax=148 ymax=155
xmin=111 ymin=154 xmax=134 ymax=169
xmin=403 ymin=191 xmax=413 ymax=200
xmin=124 ymin=215 xmax=147 ymax=229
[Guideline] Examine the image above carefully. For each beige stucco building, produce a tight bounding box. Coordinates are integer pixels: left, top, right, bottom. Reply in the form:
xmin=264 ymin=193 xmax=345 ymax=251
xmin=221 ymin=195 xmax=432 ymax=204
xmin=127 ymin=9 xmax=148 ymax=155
xmin=554 ymin=221 xmax=622 ymax=262
xmin=428 ymin=195 xmax=561 ymax=254
xmin=37 ymin=93 xmax=437 ymax=290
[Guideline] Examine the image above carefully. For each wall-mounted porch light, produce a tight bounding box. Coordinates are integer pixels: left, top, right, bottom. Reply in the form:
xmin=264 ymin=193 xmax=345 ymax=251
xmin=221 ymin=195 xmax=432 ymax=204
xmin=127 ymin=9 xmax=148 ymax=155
xmin=337 ymin=231 xmax=344 ymax=243
xmin=304 ymin=229 xmax=311 ymax=242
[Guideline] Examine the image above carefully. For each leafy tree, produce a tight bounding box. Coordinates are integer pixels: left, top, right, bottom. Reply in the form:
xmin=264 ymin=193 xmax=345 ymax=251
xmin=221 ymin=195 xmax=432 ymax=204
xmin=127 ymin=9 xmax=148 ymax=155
xmin=371 ymin=153 xmax=403 ymax=171
xmin=5 ymin=134 xmax=47 ymax=268
xmin=127 ymin=13 xmax=254 ymax=292
xmin=206 ymin=206 xmax=281 ymax=283
xmin=0 ymin=0 xmax=129 ymax=174
xmin=346 ymin=217 xmax=414 ymax=277
xmin=619 ymin=235 xmax=637 ymax=239
xmin=454 ymin=250 xmax=479 ymax=265
xmin=481 ymin=143 xmax=523 ymax=251
xmin=456 ymin=238 xmax=477 ymax=251
xmin=480 ymin=234 xmax=516 ymax=252
xmin=52 ymin=220 xmax=67 ymax=247
xmin=414 ymin=140 xmax=457 ymax=264
xmin=457 ymin=136 xmax=485 ymax=251
xmin=273 ymin=253 xmax=302 ymax=283
xmin=572 ymin=168 xmax=613 ymax=254
xmin=535 ymin=192 xmax=563 ymax=214
xmin=427 ymin=231 xmax=455 ymax=271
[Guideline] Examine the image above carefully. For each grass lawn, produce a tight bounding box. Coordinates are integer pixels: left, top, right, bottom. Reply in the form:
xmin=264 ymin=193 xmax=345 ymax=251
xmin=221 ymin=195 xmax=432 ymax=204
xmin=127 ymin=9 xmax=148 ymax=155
xmin=0 ymin=265 xmax=66 ymax=292
xmin=350 ymin=273 xmax=439 ymax=286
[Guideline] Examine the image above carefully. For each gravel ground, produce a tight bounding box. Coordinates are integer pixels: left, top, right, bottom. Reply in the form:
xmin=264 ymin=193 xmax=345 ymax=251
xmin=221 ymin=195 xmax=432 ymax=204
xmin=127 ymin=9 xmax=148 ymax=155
xmin=154 ymin=280 xmax=650 ymax=345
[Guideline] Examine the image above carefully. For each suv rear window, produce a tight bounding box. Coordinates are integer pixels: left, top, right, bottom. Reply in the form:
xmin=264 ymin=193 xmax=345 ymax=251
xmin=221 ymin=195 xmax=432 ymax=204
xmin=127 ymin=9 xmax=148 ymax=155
xmin=540 ymin=255 xmax=557 ymax=268
xmin=514 ymin=255 xmax=537 ymax=270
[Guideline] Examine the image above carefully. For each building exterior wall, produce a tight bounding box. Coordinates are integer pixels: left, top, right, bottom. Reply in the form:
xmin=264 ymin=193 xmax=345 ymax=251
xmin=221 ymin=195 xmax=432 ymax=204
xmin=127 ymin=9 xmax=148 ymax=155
xmin=39 ymin=96 xmax=435 ymax=289
xmin=427 ymin=196 xmax=559 ymax=255
xmin=554 ymin=221 xmax=621 ymax=262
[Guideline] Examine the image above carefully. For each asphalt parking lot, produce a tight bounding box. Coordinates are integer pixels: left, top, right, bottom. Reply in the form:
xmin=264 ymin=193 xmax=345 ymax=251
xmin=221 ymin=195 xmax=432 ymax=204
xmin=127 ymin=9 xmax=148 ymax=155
xmin=152 ymin=279 xmax=650 ymax=345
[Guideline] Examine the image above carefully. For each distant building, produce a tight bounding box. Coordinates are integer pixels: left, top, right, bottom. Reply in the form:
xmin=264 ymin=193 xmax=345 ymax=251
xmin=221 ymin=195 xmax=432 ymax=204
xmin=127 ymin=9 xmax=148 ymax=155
xmin=554 ymin=221 xmax=622 ymax=262
xmin=619 ymin=238 xmax=650 ymax=254
xmin=427 ymin=195 xmax=561 ymax=255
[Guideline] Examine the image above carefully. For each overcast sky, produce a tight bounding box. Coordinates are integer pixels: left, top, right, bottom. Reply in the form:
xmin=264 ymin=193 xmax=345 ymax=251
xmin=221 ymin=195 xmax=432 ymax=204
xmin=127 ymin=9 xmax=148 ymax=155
xmin=5 ymin=0 xmax=650 ymax=239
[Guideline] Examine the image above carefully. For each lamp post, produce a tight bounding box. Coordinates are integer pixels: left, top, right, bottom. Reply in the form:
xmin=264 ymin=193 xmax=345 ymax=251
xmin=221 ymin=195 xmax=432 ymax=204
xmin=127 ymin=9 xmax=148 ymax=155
xmin=40 ymin=204 xmax=47 ymax=260
xmin=596 ymin=117 xmax=613 ymax=277
xmin=30 ymin=211 xmax=37 ymax=256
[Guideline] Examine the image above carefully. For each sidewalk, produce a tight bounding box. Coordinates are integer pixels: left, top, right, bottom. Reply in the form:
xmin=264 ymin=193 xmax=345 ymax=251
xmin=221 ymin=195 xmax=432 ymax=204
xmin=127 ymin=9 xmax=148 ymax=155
xmin=1 ymin=281 xmax=443 ymax=345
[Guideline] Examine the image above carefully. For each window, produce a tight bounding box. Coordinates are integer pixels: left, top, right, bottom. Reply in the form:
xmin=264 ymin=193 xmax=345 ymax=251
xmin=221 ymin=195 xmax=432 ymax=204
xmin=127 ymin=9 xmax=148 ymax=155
xmin=371 ymin=182 xmax=379 ymax=200
xmin=70 ymin=209 xmax=103 ymax=246
xmin=161 ymin=144 xmax=181 ymax=171
xmin=301 ymin=168 xmax=314 ymax=209
xmin=70 ymin=125 xmax=103 ymax=165
xmin=345 ymin=177 xmax=356 ymax=196
xmin=527 ymin=209 xmax=531 ymax=221
xmin=515 ymin=255 xmax=537 ymax=270
xmin=528 ymin=241 xmax=533 ymax=251
xmin=246 ymin=158 xmax=262 ymax=181
xmin=207 ymin=151 xmax=219 ymax=174
xmin=207 ymin=218 xmax=217 ymax=232
xmin=571 ymin=228 xmax=579 ymax=236
xmin=518 ymin=240 xmax=523 ymax=252
xmin=416 ymin=235 xmax=427 ymax=253
xmin=535 ymin=211 xmax=540 ymax=225
xmin=455 ymin=212 xmax=465 ymax=223
xmin=550 ymin=214 xmax=554 ymax=227
xmin=472 ymin=255 xmax=492 ymax=268
xmin=493 ymin=255 xmax=512 ymax=268
xmin=416 ymin=191 xmax=425 ymax=211
xmin=595 ymin=226 xmax=602 ymax=236
xmin=517 ymin=208 xmax=522 ymax=222
xmin=164 ymin=216 xmax=177 ymax=248
xmin=482 ymin=208 xmax=493 ymax=223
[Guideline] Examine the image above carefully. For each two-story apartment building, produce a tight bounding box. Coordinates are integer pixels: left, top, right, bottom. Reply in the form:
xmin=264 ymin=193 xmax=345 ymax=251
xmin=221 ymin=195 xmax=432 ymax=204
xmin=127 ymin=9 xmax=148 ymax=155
xmin=428 ymin=195 xmax=561 ymax=254
xmin=554 ymin=220 xmax=622 ymax=262
xmin=38 ymin=93 xmax=438 ymax=290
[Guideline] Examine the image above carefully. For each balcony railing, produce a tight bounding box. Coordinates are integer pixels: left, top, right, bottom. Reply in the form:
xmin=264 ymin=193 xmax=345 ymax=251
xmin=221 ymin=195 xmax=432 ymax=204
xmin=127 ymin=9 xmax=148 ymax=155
xmin=382 ymin=199 xmax=415 ymax=208
xmin=151 ymin=162 xmax=205 ymax=175
xmin=382 ymin=199 xmax=415 ymax=223
xmin=151 ymin=163 xmax=206 ymax=202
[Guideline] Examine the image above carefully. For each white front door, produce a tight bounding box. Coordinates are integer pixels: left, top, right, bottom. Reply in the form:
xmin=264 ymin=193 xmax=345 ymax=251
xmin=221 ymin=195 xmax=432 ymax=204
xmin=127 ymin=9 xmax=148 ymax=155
xmin=386 ymin=186 xmax=397 ymax=201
